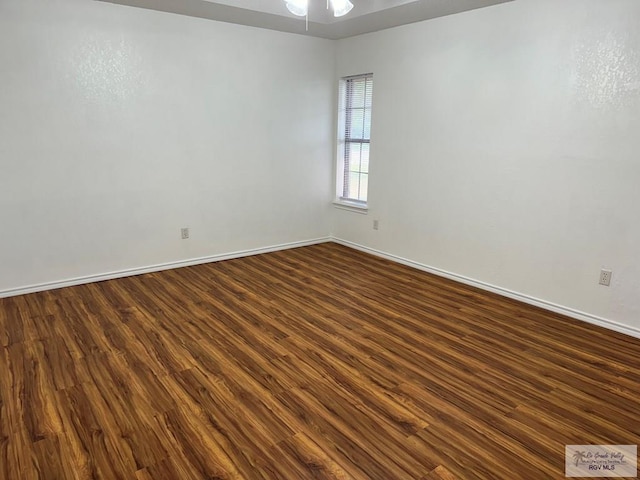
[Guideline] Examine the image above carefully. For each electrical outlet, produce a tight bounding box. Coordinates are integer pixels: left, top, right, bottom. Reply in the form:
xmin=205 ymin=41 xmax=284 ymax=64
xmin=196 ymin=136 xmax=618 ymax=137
xmin=373 ymin=219 xmax=379 ymax=230
xmin=599 ymin=269 xmax=612 ymax=286
xmin=181 ymin=228 xmax=190 ymax=240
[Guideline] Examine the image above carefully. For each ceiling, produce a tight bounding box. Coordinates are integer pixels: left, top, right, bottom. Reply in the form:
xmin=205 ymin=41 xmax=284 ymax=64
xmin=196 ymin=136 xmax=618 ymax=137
xmin=97 ymin=0 xmax=514 ymax=39
xmin=204 ymin=0 xmax=420 ymax=24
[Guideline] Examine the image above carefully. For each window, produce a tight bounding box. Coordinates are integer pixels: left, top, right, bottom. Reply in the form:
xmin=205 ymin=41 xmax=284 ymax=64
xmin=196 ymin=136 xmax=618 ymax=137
xmin=336 ymin=73 xmax=373 ymax=208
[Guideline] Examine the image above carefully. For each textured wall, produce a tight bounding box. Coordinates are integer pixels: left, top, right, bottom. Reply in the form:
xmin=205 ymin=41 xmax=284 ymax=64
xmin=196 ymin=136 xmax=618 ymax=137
xmin=333 ymin=0 xmax=640 ymax=333
xmin=0 ymin=0 xmax=335 ymax=292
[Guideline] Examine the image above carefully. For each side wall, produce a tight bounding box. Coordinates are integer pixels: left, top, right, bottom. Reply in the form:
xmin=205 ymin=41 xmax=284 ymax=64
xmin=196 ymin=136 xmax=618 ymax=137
xmin=0 ymin=0 xmax=335 ymax=293
xmin=333 ymin=0 xmax=640 ymax=335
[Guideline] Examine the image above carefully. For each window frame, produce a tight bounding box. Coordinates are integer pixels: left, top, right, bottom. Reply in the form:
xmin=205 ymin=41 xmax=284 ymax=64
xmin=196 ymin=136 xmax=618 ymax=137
xmin=335 ymin=73 xmax=373 ymax=212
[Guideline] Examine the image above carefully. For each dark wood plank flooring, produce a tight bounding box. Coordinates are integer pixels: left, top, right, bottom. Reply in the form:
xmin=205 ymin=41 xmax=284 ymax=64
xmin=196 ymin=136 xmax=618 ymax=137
xmin=1 ymin=242 xmax=639 ymax=479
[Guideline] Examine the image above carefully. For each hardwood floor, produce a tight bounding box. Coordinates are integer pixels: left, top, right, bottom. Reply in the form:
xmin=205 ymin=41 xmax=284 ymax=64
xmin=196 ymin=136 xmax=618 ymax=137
xmin=1 ymin=242 xmax=639 ymax=479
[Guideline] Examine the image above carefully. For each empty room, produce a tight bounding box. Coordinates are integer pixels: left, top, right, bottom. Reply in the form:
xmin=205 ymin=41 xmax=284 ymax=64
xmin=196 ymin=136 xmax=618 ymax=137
xmin=1 ymin=0 xmax=639 ymax=478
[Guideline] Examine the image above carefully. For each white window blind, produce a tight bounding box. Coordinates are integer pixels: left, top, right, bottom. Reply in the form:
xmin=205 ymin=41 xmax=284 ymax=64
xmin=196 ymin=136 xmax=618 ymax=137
xmin=338 ymin=73 xmax=373 ymax=206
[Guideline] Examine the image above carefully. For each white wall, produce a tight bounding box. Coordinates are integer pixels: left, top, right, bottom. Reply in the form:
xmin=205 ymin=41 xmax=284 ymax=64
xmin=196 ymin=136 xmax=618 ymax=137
xmin=333 ymin=0 xmax=640 ymax=334
xmin=0 ymin=0 xmax=335 ymax=292
xmin=2 ymin=0 xmax=638 ymax=337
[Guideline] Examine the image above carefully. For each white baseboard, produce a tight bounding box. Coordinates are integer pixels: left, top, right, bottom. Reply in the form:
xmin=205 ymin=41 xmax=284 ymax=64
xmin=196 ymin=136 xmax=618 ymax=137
xmin=0 ymin=237 xmax=332 ymax=299
xmin=3 ymin=235 xmax=639 ymax=340
xmin=332 ymin=237 xmax=640 ymax=340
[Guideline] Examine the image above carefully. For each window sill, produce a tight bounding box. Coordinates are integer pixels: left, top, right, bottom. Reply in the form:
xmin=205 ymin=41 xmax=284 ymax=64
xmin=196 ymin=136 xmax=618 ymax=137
xmin=333 ymin=201 xmax=369 ymax=214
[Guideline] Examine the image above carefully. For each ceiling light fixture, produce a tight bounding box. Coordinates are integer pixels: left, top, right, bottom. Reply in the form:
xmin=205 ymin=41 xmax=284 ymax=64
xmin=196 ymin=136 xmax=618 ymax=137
xmin=285 ymin=0 xmax=354 ymax=29
xmin=285 ymin=0 xmax=308 ymax=17
xmin=330 ymin=0 xmax=354 ymax=17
